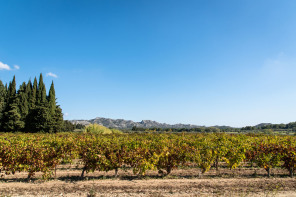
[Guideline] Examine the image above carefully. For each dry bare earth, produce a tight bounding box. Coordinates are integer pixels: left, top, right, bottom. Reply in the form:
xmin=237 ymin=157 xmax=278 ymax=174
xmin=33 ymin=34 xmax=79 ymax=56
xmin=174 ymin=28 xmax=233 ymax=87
xmin=0 ymin=167 xmax=296 ymax=197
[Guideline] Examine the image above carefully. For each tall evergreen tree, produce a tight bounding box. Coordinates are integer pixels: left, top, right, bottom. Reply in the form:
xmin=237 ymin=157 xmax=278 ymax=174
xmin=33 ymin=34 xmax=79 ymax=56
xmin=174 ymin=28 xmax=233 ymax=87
xmin=17 ymin=82 xmax=29 ymax=129
xmin=6 ymin=76 xmax=16 ymax=103
xmin=2 ymin=104 xmax=24 ymax=132
xmin=25 ymin=78 xmax=37 ymax=132
xmin=52 ymin=105 xmax=64 ymax=132
xmin=37 ymin=73 xmax=46 ymax=105
xmin=46 ymin=81 xmax=64 ymax=132
xmin=48 ymin=81 xmax=56 ymax=115
xmin=30 ymin=77 xmax=38 ymax=109
xmin=0 ymin=80 xmax=7 ymax=130
xmin=2 ymin=76 xmax=24 ymax=132
xmin=26 ymin=80 xmax=32 ymax=109
xmin=26 ymin=104 xmax=51 ymax=132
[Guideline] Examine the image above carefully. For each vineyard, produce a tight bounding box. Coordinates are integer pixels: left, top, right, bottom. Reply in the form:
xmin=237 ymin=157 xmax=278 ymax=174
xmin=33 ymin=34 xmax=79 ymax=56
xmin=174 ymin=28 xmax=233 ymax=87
xmin=0 ymin=132 xmax=296 ymax=181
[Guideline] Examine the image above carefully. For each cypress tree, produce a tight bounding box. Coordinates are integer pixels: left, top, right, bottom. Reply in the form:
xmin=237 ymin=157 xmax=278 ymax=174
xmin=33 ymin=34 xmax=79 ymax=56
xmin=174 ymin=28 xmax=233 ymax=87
xmin=31 ymin=77 xmax=37 ymax=109
xmin=34 ymin=73 xmax=49 ymax=132
xmin=48 ymin=81 xmax=56 ymax=115
xmin=2 ymin=104 xmax=24 ymax=132
xmin=27 ymin=75 xmax=49 ymax=132
xmin=25 ymin=78 xmax=37 ymax=132
xmin=47 ymin=81 xmax=64 ymax=132
xmin=17 ymin=82 xmax=29 ymax=130
xmin=27 ymin=79 xmax=33 ymax=90
xmin=37 ymin=73 xmax=46 ymax=105
xmin=26 ymin=80 xmax=32 ymax=109
xmin=0 ymin=80 xmax=7 ymax=130
xmin=26 ymin=104 xmax=50 ymax=132
xmin=2 ymin=76 xmax=24 ymax=132
xmin=6 ymin=76 xmax=16 ymax=103
xmin=52 ymin=105 xmax=64 ymax=132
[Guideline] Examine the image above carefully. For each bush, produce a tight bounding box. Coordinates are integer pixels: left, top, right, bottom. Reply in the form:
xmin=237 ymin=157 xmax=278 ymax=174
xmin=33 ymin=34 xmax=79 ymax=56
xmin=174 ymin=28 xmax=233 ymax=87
xmin=110 ymin=128 xmax=122 ymax=134
xmin=84 ymin=124 xmax=122 ymax=134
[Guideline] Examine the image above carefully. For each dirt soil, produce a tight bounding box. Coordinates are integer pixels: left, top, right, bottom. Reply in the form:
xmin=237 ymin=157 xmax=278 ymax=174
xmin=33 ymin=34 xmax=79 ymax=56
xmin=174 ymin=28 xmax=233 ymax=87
xmin=0 ymin=168 xmax=296 ymax=196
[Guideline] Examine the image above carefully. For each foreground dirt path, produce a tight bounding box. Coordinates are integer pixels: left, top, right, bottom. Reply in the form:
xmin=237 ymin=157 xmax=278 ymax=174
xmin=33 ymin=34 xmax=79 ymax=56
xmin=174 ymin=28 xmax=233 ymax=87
xmin=0 ymin=178 xmax=296 ymax=197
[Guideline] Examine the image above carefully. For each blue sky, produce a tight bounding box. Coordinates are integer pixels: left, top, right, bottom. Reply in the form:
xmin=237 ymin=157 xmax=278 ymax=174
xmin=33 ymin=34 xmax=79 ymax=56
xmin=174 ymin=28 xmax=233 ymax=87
xmin=1 ymin=0 xmax=296 ymax=127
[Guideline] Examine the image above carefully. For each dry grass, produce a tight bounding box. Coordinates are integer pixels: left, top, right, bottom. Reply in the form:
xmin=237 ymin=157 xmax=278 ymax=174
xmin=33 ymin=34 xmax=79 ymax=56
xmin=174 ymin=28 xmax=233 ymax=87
xmin=0 ymin=166 xmax=295 ymax=196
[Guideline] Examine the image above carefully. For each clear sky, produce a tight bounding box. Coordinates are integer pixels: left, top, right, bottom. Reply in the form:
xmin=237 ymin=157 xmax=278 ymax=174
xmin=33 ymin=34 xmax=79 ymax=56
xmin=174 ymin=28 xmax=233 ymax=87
xmin=1 ymin=0 xmax=296 ymax=127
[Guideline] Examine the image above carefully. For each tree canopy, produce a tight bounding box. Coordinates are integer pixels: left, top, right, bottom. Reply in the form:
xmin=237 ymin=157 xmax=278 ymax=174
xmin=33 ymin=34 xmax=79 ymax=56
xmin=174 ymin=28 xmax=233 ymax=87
xmin=0 ymin=74 xmax=64 ymax=132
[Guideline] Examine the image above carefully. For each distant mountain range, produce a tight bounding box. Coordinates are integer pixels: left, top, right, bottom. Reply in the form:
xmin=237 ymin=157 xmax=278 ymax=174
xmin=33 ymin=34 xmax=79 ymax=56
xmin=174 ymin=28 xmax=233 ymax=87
xmin=71 ymin=117 xmax=205 ymax=129
xmin=70 ymin=117 xmax=274 ymax=130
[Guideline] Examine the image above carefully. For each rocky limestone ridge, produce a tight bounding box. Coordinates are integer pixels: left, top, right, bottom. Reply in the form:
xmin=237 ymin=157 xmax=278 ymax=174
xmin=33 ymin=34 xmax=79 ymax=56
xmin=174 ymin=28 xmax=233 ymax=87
xmin=70 ymin=117 xmax=202 ymax=129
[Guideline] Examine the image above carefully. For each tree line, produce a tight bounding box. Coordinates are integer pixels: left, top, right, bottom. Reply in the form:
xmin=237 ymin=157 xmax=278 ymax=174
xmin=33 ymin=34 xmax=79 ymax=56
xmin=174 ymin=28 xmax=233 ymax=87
xmin=241 ymin=122 xmax=296 ymax=131
xmin=0 ymin=74 xmax=64 ymax=132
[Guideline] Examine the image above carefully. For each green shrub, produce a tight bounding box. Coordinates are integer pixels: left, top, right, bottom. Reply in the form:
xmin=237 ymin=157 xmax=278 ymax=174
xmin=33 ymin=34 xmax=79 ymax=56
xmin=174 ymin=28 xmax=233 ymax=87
xmin=84 ymin=124 xmax=122 ymax=134
xmin=110 ymin=128 xmax=122 ymax=134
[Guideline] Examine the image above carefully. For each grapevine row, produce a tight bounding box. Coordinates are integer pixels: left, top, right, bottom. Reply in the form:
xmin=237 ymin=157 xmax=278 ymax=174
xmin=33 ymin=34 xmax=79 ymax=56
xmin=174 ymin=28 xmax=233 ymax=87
xmin=0 ymin=133 xmax=295 ymax=180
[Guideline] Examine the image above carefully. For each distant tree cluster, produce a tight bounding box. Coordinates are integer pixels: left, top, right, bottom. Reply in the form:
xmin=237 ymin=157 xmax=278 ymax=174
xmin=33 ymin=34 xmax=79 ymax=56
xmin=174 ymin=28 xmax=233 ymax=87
xmin=0 ymin=74 xmax=64 ymax=132
xmin=241 ymin=122 xmax=296 ymax=132
xmin=261 ymin=122 xmax=296 ymax=131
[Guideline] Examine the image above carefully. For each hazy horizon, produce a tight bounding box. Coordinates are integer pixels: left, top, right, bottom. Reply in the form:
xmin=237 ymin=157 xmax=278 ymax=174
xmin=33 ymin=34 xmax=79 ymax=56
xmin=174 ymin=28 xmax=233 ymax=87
xmin=1 ymin=0 xmax=296 ymax=127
